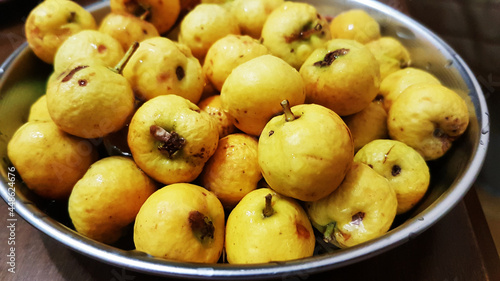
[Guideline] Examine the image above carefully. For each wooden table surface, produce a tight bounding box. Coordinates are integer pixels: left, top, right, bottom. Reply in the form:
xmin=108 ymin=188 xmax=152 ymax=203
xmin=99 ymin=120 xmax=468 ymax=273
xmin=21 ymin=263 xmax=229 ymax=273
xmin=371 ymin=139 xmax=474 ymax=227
xmin=1 ymin=1 xmax=500 ymax=280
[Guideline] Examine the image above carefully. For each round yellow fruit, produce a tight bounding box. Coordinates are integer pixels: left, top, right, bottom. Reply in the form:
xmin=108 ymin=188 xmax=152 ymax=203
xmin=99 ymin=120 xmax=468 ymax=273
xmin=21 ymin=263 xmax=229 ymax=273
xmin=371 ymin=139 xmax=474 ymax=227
xmin=258 ymin=102 xmax=354 ymax=202
xmin=110 ymin=0 xmax=180 ymax=34
xmin=387 ymin=84 xmax=469 ymax=161
xmin=330 ymin=9 xmax=380 ymax=44
xmin=220 ymin=54 xmax=306 ymax=136
xmin=134 ymin=183 xmax=225 ymax=263
xmin=47 ymin=62 xmax=136 ymax=139
xmin=7 ymin=121 xmax=98 ymax=200
xmin=343 ymin=99 xmax=388 ymax=152
xmin=28 ymin=95 xmax=52 ymax=122
xmin=306 ymin=162 xmax=397 ymax=248
xmin=68 ymin=156 xmax=157 ymax=244
xmin=380 ymin=67 xmax=441 ymax=111
xmin=365 ymin=36 xmax=411 ymax=80
xmin=200 ymin=133 xmax=261 ymax=209
xmin=179 ymin=3 xmax=240 ymax=59
xmin=354 ymin=139 xmax=430 ymax=214
xmin=53 ymin=30 xmax=124 ymax=74
xmin=203 ymin=34 xmax=268 ymax=92
xmin=230 ymin=0 xmax=284 ymax=39
xmin=24 ymin=0 xmax=97 ymax=64
xmin=225 ymin=188 xmax=315 ymax=264
xmin=197 ymin=95 xmax=236 ymax=138
xmin=98 ymin=12 xmax=160 ymax=52
xmin=128 ymin=94 xmax=219 ymax=184
xmin=300 ymin=39 xmax=380 ymax=116
xmin=261 ymin=1 xmax=332 ymax=69
xmin=122 ymin=37 xmax=204 ymax=103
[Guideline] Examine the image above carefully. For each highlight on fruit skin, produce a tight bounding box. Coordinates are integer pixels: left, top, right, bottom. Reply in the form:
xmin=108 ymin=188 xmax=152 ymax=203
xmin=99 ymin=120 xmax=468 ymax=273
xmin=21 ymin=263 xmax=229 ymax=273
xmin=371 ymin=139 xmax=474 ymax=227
xmin=329 ymin=9 xmax=381 ymax=44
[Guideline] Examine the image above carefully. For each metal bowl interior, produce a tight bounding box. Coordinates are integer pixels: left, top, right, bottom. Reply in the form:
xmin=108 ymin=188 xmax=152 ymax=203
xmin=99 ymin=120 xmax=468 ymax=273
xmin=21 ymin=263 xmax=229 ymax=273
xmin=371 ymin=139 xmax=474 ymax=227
xmin=0 ymin=0 xmax=490 ymax=279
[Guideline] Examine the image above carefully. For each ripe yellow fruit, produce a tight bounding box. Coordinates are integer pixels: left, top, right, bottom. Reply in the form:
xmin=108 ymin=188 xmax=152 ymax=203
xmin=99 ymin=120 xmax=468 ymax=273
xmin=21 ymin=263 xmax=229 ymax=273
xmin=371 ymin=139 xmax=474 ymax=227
xmin=128 ymin=94 xmax=219 ymax=184
xmin=46 ymin=62 xmax=136 ymax=139
xmin=330 ymin=9 xmax=380 ymax=44
xmin=134 ymin=183 xmax=225 ymax=263
xmin=110 ymin=0 xmax=180 ymax=34
xmin=98 ymin=12 xmax=160 ymax=52
xmin=261 ymin=1 xmax=332 ymax=69
xmin=300 ymin=39 xmax=380 ymax=116
xmin=122 ymin=37 xmax=204 ymax=103
xmin=306 ymin=162 xmax=397 ymax=248
xmin=380 ymin=67 xmax=441 ymax=111
xmin=179 ymin=3 xmax=240 ymax=59
xmin=354 ymin=139 xmax=430 ymax=214
xmin=230 ymin=0 xmax=284 ymax=39
xmin=7 ymin=121 xmax=97 ymax=200
xmin=343 ymin=99 xmax=388 ymax=152
xmin=24 ymin=0 xmax=97 ymax=64
xmin=221 ymin=54 xmax=306 ymax=136
xmin=68 ymin=156 xmax=157 ymax=244
xmin=225 ymin=188 xmax=315 ymax=264
xmin=198 ymin=95 xmax=236 ymax=139
xmin=28 ymin=95 xmax=52 ymax=122
xmin=258 ymin=102 xmax=354 ymax=202
xmin=200 ymin=133 xmax=261 ymax=208
xmin=388 ymin=84 xmax=469 ymax=161
xmin=203 ymin=34 xmax=268 ymax=92
xmin=365 ymin=36 xmax=411 ymax=80
xmin=53 ymin=30 xmax=124 ymax=74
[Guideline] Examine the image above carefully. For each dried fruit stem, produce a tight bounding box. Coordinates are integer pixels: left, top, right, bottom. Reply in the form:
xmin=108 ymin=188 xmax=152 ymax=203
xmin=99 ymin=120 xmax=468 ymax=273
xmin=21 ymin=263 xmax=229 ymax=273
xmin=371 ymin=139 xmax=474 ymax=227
xmin=112 ymin=41 xmax=140 ymax=74
xmin=281 ymin=100 xmax=295 ymax=122
xmin=139 ymin=9 xmax=150 ymax=21
xmin=263 ymin=194 xmax=274 ymax=218
xmin=150 ymin=125 xmax=186 ymax=157
xmin=189 ymin=211 xmax=215 ymax=244
xmin=313 ymin=48 xmax=350 ymax=67
xmin=285 ymin=23 xmax=323 ymax=43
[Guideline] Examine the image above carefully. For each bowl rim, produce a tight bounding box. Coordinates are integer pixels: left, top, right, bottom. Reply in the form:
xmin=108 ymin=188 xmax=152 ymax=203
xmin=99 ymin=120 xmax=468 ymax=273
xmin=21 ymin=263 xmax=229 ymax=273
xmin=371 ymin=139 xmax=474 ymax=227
xmin=0 ymin=0 xmax=490 ymax=279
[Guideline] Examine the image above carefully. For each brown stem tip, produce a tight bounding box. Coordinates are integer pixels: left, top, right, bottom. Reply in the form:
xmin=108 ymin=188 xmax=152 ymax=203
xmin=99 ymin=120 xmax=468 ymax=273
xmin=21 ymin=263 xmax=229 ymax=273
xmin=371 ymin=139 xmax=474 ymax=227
xmin=285 ymin=23 xmax=324 ymax=43
xmin=313 ymin=48 xmax=350 ymax=67
xmin=150 ymin=125 xmax=186 ymax=157
xmin=280 ymin=100 xmax=296 ymax=122
xmin=189 ymin=210 xmax=215 ymax=243
xmin=263 ymin=193 xmax=274 ymax=218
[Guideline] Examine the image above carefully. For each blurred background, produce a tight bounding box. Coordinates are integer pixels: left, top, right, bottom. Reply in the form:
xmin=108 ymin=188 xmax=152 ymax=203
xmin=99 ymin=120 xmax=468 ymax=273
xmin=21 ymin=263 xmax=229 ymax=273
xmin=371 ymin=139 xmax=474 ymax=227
xmin=1 ymin=0 xmax=499 ymax=255
xmin=399 ymin=0 xmax=500 ymax=255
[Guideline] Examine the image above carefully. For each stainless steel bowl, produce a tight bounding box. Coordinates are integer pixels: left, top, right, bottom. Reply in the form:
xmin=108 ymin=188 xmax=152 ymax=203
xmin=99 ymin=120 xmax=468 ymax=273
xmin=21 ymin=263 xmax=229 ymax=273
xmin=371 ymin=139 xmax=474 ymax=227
xmin=0 ymin=0 xmax=490 ymax=279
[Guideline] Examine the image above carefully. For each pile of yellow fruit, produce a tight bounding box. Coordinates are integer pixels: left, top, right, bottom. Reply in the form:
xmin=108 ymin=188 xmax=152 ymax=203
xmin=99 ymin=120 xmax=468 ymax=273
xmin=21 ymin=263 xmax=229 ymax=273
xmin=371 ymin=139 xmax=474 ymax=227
xmin=8 ymin=0 xmax=470 ymax=264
